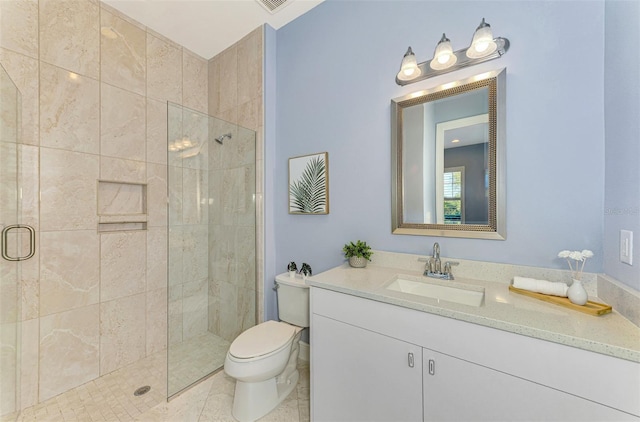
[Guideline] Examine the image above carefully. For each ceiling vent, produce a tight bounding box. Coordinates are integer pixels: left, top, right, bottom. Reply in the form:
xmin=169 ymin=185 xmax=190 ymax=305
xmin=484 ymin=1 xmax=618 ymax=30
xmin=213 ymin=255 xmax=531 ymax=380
xmin=255 ymin=0 xmax=293 ymax=14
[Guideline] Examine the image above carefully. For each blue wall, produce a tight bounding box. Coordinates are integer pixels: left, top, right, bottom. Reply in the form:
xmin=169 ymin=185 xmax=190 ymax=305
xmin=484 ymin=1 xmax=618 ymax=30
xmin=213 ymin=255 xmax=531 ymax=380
xmin=264 ymin=24 xmax=278 ymax=318
xmin=603 ymin=0 xmax=640 ymax=290
xmin=265 ymin=0 xmax=610 ymax=318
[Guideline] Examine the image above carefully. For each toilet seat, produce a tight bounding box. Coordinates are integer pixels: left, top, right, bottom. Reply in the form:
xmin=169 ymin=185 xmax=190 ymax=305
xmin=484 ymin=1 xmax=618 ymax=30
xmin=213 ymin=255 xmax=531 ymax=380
xmin=229 ymin=320 xmax=296 ymax=360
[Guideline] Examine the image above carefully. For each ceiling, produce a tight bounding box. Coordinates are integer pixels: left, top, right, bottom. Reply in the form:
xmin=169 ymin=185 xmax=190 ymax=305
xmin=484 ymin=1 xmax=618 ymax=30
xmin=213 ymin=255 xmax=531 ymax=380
xmin=103 ymin=0 xmax=324 ymax=59
xmin=444 ymin=122 xmax=488 ymax=149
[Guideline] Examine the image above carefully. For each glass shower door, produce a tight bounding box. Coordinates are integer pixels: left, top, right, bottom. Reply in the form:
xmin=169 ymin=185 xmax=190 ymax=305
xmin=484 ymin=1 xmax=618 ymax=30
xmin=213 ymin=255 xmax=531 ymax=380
xmin=167 ymin=103 xmax=256 ymax=397
xmin=0 ymin=63 xmax=22 ymax=420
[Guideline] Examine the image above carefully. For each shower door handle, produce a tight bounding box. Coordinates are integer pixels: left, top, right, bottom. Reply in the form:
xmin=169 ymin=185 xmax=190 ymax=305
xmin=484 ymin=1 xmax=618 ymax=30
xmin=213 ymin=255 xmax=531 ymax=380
xmin=1 ymin=224 xmax=36 ymax=261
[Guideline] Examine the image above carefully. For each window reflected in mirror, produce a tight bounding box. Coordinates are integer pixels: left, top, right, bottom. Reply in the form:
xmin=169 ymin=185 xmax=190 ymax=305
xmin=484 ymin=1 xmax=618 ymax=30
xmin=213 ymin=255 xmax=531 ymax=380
xmin=443 ymin=167 xmax=464 ymax=224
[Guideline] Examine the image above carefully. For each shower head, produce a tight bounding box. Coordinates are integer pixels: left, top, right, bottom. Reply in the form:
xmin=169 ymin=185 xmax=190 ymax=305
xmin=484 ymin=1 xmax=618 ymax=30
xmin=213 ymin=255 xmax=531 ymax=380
xmin=177 ymin=132 xmax=232 ymax=158
xmin=215 ymin=133 xmax=232 ymax=144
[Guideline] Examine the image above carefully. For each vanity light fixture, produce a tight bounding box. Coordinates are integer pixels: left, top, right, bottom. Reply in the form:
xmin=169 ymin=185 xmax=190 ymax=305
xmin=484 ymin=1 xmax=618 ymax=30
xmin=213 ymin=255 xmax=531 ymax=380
xmin=100 ymin=26 xmax=119 ymax=40
xmin=467 ymin=18 xmax=498 ymax=59
xmin=397 ymin=47 xmax=421 ymax=82
xmin=168 ymin=136 xmax=194 ymax=152
xmin=430 ymin=34 xmax=457 ymax=70
xmin=395 ymin=18 xmax=509 ymax=86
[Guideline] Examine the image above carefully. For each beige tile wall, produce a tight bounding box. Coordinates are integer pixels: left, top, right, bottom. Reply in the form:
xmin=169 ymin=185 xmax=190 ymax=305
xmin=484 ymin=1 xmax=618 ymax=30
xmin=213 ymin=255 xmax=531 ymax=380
xmin=0 ymin=0 xmax=212 ymax=410
xmin=206 ymin=122 xmax=257 ymax=343
xmin=207 ymin=27 xmax=264 ymax=330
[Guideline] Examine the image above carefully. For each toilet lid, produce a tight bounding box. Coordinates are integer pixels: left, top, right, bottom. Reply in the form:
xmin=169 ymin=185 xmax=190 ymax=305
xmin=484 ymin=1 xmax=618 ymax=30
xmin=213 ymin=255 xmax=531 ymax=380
xmin=229 ymin=320 xmax=296 ymax=359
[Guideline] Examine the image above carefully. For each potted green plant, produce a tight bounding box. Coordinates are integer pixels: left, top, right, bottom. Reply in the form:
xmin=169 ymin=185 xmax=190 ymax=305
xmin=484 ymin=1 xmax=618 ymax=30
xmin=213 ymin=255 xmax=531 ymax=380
xmin=342 ymin=240 xmax=373 ymax=268
xmin=287 ymin=261 xmax=297 ymax=278
xmin=300 ymin=263 xmax=312 ymax=280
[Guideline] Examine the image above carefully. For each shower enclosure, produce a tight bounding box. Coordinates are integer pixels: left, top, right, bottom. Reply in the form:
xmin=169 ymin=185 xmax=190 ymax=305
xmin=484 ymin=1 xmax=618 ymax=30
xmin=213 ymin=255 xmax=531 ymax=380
xmin=167 ymin=103 xmax=257 ymax=397
xmin=0 ymin=78 xmax=257 ymax=417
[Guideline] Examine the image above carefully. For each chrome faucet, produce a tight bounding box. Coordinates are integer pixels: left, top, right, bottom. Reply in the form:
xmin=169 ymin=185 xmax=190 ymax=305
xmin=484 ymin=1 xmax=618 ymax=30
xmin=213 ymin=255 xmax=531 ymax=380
xmin=430 ymin=243 xmax=441 ymax=274
xmin=424 ymin=242 xmax=458 ymax=280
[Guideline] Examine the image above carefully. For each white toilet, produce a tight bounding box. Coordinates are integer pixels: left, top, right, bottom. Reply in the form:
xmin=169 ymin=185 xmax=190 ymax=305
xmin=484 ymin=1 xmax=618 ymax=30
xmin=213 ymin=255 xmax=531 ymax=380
xmin=224 ymin=273 xmax=310 ymax=422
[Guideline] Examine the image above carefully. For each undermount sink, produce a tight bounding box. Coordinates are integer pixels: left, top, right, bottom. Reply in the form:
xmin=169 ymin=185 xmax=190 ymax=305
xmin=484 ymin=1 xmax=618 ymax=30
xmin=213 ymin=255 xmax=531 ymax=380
xmin=385 ymin=275 xmax=485 ymax=307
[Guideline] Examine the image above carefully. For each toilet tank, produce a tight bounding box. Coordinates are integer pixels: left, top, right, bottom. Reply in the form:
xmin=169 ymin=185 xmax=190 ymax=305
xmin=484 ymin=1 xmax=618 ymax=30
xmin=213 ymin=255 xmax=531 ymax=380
xmin=275 ymin=273 xmax=310 ymax=327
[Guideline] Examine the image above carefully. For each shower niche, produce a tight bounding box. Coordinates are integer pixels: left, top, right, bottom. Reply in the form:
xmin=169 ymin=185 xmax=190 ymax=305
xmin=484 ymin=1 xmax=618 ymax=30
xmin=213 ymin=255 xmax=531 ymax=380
xmin=166 ymin=103 xmax=257 ymax=397
xmin=97 ymin=180 xmax=148 ymax=232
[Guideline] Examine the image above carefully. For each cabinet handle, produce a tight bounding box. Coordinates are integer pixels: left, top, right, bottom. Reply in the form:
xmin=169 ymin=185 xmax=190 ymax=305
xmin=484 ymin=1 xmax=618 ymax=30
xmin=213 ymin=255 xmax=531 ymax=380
xmin=428 ymin=359 xmax=435 ymax=375
xmin=408 ymin=352 xmax=414 ymax=368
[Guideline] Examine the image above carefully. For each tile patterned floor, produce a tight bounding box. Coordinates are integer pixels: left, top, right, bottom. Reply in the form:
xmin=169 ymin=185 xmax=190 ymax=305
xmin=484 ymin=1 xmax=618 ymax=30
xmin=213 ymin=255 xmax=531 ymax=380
xmin=12 ymin=350 xmax=166 ymax=422
xmin=7 ymin=328 xmax=310 ymax=422
xmin=8 ymin=350 xmax=309 ymax=422
xmin=168 ymin=333 xmax=231 ymax=396
xmin=141 ymin=360 xmax=309 ymax=422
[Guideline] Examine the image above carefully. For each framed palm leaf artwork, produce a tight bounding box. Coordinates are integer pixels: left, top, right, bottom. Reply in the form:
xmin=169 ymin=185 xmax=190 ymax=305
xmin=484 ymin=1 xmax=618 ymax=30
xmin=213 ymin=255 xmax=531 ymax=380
xmin=289 ymin=152 xmax=329 ymax=214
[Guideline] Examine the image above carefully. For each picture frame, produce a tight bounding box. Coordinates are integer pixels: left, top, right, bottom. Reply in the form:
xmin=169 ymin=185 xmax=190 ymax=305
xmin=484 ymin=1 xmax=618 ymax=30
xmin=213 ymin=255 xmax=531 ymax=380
xmin=288 ymin=152 xmax=329 ymax=214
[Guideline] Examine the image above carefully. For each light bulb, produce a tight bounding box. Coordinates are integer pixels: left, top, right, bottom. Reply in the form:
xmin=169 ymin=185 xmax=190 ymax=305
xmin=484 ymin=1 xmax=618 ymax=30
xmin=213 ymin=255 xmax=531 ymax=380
xmin=467 ymin=18 xmax=498 ymax=59
xmin=403 ymin=67 xmax=416 ymax=77
xmin=475 ymin=41 xmax=489 ymax=53
xmin=397 ymin=47 xmax=421 ymax=81
xmin=430 ymin=34 xmax=457 ymax=70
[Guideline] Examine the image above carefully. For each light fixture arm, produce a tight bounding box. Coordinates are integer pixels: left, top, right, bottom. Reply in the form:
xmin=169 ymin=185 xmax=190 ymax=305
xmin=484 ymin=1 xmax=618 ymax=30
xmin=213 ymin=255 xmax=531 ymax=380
xmin=395 ymin=37 xmax=509 ymax=86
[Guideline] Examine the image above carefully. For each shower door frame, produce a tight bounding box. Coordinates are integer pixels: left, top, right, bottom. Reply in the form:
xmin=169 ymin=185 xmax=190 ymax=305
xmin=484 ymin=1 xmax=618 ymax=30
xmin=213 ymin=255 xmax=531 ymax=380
xmin=0 ymin=63 xmax=23 ymax=421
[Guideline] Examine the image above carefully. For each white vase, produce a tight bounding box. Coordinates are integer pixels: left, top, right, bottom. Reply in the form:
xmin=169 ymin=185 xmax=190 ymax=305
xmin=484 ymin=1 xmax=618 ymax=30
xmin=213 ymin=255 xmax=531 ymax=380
xmin=568 ymin=279 xmax=588 ymax=305
xmin=289 ymin=270 xmax=296 ymax=278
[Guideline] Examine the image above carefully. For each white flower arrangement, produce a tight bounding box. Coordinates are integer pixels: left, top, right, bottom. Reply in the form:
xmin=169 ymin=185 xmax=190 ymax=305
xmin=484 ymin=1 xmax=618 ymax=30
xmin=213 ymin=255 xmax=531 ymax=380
xmin=557 ymin=249 xmax=594 ymax=280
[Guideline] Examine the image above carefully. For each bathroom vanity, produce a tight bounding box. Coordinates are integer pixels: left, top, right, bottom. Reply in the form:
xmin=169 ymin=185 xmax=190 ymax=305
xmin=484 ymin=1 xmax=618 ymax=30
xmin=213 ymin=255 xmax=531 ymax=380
xmin=307 ymin=257 xmax=640 ymax=421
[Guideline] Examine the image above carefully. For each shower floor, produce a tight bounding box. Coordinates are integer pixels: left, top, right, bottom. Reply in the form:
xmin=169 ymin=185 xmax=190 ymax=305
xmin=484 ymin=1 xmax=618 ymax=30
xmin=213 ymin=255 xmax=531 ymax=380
xmin=11 ymin=345 xmax=310 ymax=421
xmin=12 ymin=350 xmax=167 ymax=422
xmin=168 ymin=332 xmax=231 ymax=397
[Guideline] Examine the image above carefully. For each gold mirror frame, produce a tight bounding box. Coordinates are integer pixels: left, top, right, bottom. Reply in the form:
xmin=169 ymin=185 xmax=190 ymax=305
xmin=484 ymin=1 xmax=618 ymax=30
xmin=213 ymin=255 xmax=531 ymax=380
xmin=391 ymin=69 xmax=506 ymax=239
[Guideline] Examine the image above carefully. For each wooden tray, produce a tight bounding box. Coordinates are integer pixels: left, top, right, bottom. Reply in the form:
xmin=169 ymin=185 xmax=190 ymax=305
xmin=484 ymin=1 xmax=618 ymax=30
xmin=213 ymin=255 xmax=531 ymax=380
xmin=508 ymin=285 xmax=612 ymax=316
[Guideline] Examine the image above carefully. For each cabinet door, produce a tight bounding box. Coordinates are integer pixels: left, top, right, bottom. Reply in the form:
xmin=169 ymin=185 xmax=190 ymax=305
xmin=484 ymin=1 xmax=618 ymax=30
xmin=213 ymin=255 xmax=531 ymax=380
xmin=423 ymin=349 xmax=638 ymax=421
xmin=311 ymin=314 xmax=423 ymax=422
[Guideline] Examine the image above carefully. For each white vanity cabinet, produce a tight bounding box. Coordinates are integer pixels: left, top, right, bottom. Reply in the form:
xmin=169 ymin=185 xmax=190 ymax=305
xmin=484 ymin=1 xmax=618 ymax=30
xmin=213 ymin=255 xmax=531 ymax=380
xmin=423 ymin=349 xmax=636 ymax=421
xmin=312 ymin=314 xmax=423 ymax=421
xmin=310 ymin=287 xmax=640 ymax=422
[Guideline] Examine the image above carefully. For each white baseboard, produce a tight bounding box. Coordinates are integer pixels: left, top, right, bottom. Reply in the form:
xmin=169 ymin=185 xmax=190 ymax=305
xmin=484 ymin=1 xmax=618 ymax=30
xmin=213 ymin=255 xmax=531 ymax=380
xmin=298 ymin=340 xmax=310 ymax=361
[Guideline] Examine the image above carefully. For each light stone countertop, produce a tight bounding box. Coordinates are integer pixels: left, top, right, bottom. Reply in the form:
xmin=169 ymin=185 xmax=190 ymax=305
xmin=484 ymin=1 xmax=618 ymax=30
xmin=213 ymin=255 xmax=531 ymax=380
xmin=306 ymin=252 xmax=640 ymax=363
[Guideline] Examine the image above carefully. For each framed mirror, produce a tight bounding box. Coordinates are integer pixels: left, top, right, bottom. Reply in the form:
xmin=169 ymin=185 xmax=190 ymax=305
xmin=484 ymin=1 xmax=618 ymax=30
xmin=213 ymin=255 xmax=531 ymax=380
xmin=391 ymin=69 xmax=506 ymax=239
